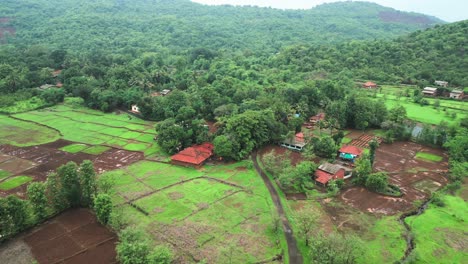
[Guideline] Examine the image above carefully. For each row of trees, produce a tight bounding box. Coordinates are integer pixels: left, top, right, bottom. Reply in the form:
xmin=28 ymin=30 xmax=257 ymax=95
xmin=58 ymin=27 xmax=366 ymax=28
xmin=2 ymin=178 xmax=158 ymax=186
xmin=0 ymin=161 xmax=102 ymax=242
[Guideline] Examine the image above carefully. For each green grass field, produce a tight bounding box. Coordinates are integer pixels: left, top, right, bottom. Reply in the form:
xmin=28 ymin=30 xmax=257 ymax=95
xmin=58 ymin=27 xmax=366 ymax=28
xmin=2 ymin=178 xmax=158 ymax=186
xmin=82 ymin=145 xmax=111 ymax=155
xmin=0 ymin=97 xmax=48 ymax=114
xmin=405 ymin=195 xmax=467 ymax=263
xmin=102 ymin=160 xmax=282 ymax=262
xmin=0 ymin=170 xmax=11 ymax=179
xmin=12 ymin=103 xmax=165 ymax=157
xmin=60 ymin=143 xmax=89 ymax=153
xmin=365 ymin=85 xmax=468 ymax=125
xmin=0 ymin=115 xmax=61 ymax=147
xmin=415 ymin=152 xmax=443 ymax=162
xmin=0 ymin=176 xmax=33 ymax=190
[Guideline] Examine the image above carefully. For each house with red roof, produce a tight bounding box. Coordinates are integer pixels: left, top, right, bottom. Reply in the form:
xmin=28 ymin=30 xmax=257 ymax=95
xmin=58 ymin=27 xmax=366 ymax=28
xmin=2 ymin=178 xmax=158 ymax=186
xmin=314 ymin=163 xmax=352 ymax=186
xmin=339 ymin=145 xmax=363 ymax=162
xmin=362 ymin=81 xmax=377 ymax=89
xmin=171 ymin=143 xmax=214 ymax=168
xmin=280 ymin=132 xmax=307 ymax=151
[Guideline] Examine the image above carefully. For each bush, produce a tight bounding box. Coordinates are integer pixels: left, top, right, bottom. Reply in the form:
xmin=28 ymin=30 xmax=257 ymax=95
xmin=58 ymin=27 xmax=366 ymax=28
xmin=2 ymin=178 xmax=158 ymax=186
xmin=431 ymin=192 xmax=445 ymax=207
xmin=117 ymin=228 xmax=173 ymax=264
xmin=94 ymin=193 xmax=113 ymax=224
xmin=365 ymin=172 xmax=388 ymax=193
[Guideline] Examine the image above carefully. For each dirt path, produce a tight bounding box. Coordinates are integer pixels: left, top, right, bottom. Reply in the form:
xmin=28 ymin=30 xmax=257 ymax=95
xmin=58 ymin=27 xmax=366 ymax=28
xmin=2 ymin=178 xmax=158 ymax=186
xmin=251 ymin=151 xmax=303 ymax=264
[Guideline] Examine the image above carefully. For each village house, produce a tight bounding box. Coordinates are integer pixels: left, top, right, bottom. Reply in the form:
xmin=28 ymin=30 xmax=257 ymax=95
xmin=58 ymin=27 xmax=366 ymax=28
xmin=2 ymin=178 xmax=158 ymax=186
xmin=422 ymin=87 xmax=438 ymax=97
xmin=338 ymin=145 xmax=363 ymax=162
xmin=314 ymin=162 xmax=352 ymax=186
xmin=362 ymin=81 xmax=378 ymax=89
xmin=131 ymin=105 xmax=140 ymax=114
xmin=280 ymin=132 xmax=307 ymax=151
xmin=449 ymin=89 xmax=464 ymax=100
xmin=171 ymin=143 xmax=214 ymax=168
xmin=434 ymin=80 xmax=448 ymax=87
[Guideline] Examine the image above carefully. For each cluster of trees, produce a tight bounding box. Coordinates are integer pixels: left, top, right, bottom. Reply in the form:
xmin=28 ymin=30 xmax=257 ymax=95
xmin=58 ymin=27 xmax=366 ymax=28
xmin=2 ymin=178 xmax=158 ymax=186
xmin=0 ymin=161 xmax=102 ymax=242
xmin=295 ymin=207 xmax=363 ymax=263
xmin=262 ymin=150 xmax=317 ymax=192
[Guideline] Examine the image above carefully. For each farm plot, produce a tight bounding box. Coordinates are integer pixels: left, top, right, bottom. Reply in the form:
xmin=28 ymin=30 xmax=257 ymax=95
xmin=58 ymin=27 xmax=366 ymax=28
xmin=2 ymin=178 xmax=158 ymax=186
xmin=0 ymin=208 xmax=117 ymax=264
xmin=339 ymin=141 xmax=449 ymax=215
xmin=0 ymin=140 xmax=144 ymax=197
xmin=12 ymin=105 xmax=163 ymax=157
xmin=103 ymin=161 xmax=281 ymax=263
xmin=0 ymin=115 xmax=60 ymax=147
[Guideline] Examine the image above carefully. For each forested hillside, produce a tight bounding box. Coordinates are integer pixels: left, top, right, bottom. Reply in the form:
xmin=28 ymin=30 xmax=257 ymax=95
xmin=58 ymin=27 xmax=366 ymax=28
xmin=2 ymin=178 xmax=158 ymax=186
xmin=0 ymin=0 xmax=442 ymax=53
xmin=274 ymin=21 xmax=468 ymax=86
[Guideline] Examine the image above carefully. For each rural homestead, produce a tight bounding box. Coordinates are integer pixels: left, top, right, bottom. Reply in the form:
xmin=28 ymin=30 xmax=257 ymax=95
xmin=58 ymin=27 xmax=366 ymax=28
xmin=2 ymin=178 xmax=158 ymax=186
xmin=0 ymin=1 xmax=466 ymax=264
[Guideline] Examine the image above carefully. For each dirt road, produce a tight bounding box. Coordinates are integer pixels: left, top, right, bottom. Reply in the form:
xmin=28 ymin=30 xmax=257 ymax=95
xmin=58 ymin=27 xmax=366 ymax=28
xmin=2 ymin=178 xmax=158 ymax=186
xmin=252 ymin=151 xmax=303 ymax=264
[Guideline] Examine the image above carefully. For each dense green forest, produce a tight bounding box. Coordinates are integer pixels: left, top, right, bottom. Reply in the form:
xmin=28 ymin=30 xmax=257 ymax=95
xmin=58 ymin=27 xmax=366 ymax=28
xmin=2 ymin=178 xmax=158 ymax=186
xmin=1 ymin=0 xmax=442 ymax=53
xmin=0 ymin=0 xmax=466 ymax=158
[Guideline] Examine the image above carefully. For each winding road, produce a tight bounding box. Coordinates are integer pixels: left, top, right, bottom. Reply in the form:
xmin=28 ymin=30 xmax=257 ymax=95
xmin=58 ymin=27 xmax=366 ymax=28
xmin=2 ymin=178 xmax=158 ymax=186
xmin=251 ymin=151 xmax=303 ymax=264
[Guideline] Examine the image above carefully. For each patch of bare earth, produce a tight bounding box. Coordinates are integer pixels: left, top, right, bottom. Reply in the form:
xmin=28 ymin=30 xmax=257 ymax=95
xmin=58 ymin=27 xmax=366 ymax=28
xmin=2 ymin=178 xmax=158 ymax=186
xmin=0 ymin=239 xmax=35 ymax=264
xmin=168 ymin=192 xmax=184 ymax=200
xmin=339 ymin=141 xmax=449 ymax=215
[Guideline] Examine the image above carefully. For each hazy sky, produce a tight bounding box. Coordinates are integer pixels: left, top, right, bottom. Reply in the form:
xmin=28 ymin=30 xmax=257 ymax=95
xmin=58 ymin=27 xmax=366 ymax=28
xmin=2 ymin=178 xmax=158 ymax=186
xmin=191 ymin=0 xmax=467 ymax=22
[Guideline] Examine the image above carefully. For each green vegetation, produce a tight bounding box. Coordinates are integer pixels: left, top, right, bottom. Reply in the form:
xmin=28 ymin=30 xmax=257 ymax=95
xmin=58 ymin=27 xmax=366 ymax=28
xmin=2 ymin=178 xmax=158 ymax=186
xmin=82 ymin=145 xmax=111 ymax=155
xmin=0 ymin=97 xmax=48 ymax=114
xmin=405 ymin=195 xmax=467 ymax=263
xmin=0 ymin=115 xmax=61 ymax=147
xmin=102 ymin=160 xmax=282 ymax=262
xmin=0 ymin=176 xmax=33 ymax=191
xmin=60 ymin=144 xmax=89 ymax=153
xmin=13 ymin=104 xmax=162 ymax=157
xmin=0 ymin=170 xmax=11 ymax=179
xmin=415 ymin=152 xmax=444 ymax=162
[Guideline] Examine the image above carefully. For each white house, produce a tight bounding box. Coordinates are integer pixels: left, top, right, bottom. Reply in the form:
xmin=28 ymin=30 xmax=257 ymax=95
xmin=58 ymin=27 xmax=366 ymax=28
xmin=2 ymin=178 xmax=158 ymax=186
xmin=131 ymin=105 xmax=140 ymax=113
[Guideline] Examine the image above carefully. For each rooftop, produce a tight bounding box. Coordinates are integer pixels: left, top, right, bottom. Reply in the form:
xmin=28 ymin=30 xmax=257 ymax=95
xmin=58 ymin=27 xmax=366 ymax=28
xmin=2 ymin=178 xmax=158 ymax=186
xmin=171 ymin=143 xmax=214 ymax=166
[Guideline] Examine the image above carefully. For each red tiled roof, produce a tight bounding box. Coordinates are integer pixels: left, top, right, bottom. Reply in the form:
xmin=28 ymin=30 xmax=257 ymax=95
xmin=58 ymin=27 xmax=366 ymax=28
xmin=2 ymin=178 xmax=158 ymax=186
xmin=363 ymin=81 xmax=377 ymax=87
xmin=339 ymin=145 xmax=363 ymax=156
xmin=315 ymin=170 xmax=333 ymax=185
xmin=295 ymin=132 xmax=305 ymax=143
xmin=171 ymin=143 xmax=214 ymax=165
xmin=310 ymin=113 xmax=325 ymax=122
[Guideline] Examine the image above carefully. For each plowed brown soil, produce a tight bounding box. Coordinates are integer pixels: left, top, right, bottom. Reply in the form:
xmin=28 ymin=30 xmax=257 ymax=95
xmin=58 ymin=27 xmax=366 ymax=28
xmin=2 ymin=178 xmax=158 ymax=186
xmin=0 ymin=139 xmax=144 ymax=197
xmin=338 ymin=141 xmax=448 ymax=215
xmin=23 ymin=209 xmax=117 ymax=264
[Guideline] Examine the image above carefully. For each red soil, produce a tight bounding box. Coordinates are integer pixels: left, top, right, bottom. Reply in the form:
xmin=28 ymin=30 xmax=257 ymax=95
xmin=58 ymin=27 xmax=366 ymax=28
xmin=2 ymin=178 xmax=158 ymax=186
xmin=0 ymin=139 xmax=145 ymax=197
xmin=23 ymin=208 xmax=117 ymax=264
xmin=339 ymin=141 xmax=449 ymax=215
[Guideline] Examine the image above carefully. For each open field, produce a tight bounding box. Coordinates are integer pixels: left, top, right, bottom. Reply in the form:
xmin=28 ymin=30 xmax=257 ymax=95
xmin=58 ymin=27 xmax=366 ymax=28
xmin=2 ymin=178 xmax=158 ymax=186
xmin=102 ymin=160 xmax=282 ymax=263
xmin=0 ymin=208 xmax=117 ymax=264
xmin=341 ymin=141 xmax=448 ymax=215
xmin=363 ymin=85 xmax=468 ymax=125
xmin=12 ymin=104 xmax=164 ymax=157
xmin=405 ymin=195 xmax=467 ymax=263
xmin=0 ymin=115 xmax=61 ymax=147
xmin=0 ymin=140 xmax=144 ymax=197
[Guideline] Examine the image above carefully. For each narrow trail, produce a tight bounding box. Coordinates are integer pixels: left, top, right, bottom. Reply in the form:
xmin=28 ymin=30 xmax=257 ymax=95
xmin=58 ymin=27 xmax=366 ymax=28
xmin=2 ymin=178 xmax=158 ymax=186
xmin=251 ymin=151 xmax=303 ymax=264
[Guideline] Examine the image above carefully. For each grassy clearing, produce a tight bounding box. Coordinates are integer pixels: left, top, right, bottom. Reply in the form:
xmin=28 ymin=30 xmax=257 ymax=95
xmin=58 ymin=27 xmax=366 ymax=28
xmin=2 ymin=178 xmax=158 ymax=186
xmin=82 ymin=145 xmax=111 ymax=155
xmin=0 ymin=170 xmax=11 ymax=179
xmin=415 ymin=152 xmax=443 ymax=162
xmin=341 ymin=137 xmax=352 ymax=144
xmin=0 ymin=97 xmax=48 ymax=114
xmin=0 ymin=176 xmax=33 ymax=190
xmin=405 ymin=195 xmax=467 ymax=263
xmin=365 ymin=86 xmax=467 ymax=125
xmin=60 ymin=143 xmax=89 ymax=153
xmin=384 ymin=100 xmax=466 ymax=125
xmin=0 ymin=115 xmax=60 ymax=147
xmin=361 ymin=216 xmax=406 ymax=263
xmin=102 ymin=160 xmax=282 ymax=262
xmin=12 ymin=104 xmax=165 ymax=157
